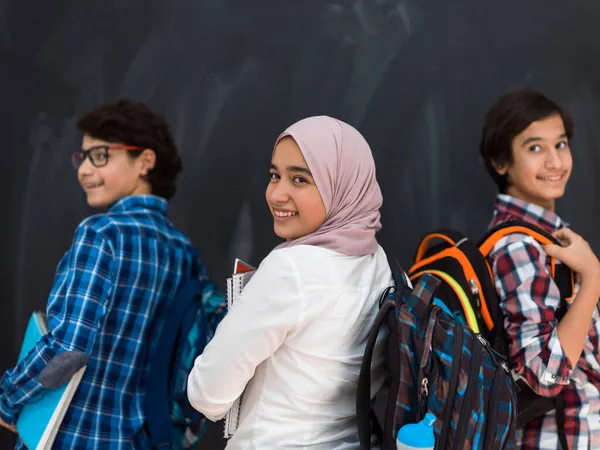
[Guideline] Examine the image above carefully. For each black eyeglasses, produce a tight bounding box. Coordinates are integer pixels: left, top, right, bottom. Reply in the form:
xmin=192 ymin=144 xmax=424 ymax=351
xmin=71 ymin=145 xmax=145 ymax=169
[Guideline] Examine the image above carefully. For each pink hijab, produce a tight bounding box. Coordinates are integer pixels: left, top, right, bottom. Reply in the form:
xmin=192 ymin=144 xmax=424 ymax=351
xmin=274 ymin=116 xmax=383 ymax=256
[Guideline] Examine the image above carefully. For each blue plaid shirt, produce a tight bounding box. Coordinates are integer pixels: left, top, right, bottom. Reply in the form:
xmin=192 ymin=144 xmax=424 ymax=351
xmin=0 ymin=195 xmax=225 ymax=449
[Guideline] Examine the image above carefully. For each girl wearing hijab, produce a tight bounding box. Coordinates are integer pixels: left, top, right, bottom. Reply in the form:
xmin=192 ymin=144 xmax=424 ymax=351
xmin=187 ymin=116 xmax=393 ymax=449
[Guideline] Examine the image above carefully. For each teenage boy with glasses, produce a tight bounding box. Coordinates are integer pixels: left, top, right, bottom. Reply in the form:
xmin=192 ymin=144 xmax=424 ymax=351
xmin=0 ymin=99 xmax=225 ymax=449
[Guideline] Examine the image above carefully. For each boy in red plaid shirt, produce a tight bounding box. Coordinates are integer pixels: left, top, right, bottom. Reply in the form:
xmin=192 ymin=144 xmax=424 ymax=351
xmin=480 ymin=90 xmax=600 ymax=449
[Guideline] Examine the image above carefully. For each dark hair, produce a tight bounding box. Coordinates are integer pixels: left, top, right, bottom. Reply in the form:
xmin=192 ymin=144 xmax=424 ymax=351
xmin=479 ymin=89 xmax=573 ymax=193
xmin=77 ymin=99 xmax=182 ymax=199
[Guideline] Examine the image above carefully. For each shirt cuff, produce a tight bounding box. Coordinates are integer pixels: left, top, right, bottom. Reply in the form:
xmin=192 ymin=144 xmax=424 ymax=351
xmin=540 ymin=327 xmax=573 ymax=386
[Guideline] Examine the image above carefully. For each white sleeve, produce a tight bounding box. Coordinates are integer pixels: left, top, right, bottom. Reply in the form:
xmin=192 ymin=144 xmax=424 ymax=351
xmin=187 ymin=250 xmax=301 ymax=421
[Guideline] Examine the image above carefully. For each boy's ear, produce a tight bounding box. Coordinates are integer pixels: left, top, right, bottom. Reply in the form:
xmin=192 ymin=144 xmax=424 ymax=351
xmin=491 ymin=159 xmax=509 ymax=176
xmin=138 ymin=149 xmax=156 ymax=176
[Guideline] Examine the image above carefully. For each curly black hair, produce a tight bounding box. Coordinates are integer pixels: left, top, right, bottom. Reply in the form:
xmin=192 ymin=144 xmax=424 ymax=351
xmin=77 ymin=99 xmax=182 ymax=199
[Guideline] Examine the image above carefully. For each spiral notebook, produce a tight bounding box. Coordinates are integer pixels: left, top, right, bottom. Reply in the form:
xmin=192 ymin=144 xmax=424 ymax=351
xmin=223 ymin=258 xmax=256 ymax=438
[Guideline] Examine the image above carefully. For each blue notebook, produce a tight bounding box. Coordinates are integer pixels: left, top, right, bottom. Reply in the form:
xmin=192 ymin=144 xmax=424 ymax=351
xmin=16 ymin=312 xmax=86 ymax=450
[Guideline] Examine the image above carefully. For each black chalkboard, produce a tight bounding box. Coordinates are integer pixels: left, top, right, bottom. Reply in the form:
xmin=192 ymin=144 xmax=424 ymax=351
xmin=2 ymin=0 xmax=599 ymax=447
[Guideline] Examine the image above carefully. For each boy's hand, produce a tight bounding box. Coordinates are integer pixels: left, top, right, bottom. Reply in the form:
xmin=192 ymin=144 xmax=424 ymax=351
xmin=0 ymin=418 xmax=16 ymax=433
xmin=544 ymin=228 xmax=600 ymax=291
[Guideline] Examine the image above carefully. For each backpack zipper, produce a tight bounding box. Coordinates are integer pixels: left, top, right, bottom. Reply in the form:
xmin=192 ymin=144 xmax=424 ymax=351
xmin=417 ymin=309 xmax=440 ymax=421
xmin=417 ymin=355 xmax=440 ymax=421
xmin=453 ymin=332 xmax=485 ymax=449
xmin=469 ymin=279 xmax=485 ymax=325
xmin=438 ymin=323 xmax=464 ymax=449
xmin=418 ymin=376 xmax=429 ymax=421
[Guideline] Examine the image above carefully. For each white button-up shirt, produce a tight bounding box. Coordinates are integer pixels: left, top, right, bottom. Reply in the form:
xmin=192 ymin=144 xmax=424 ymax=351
xmin=188 ymin=245 xmax=392 ymax=449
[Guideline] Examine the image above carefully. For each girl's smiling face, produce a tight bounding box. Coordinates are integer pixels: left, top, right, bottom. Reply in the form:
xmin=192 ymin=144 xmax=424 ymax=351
xmin=266 ymin=137 xmax=326 ymax=240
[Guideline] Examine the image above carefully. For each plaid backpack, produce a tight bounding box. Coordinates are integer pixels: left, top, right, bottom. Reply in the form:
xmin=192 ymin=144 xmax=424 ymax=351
xmin=407 ymin=220 xmax=575 ymax=449
xmin=357 ymin=266 xmax=517 ymax=450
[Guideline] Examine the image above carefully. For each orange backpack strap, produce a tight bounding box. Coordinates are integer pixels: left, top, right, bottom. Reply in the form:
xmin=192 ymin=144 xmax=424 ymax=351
xmin=414 ymin=230 xmax=467 ymax=263
xmin=479 ymin=220 xmax=575 ymax=302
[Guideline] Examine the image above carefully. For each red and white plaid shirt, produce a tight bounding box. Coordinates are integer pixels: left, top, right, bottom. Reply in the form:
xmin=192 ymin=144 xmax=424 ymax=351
xmin=488 ymin=194 xmax=600 ymax=449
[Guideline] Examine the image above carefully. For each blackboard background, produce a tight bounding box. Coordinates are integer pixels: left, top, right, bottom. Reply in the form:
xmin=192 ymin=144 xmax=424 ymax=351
xmin=2 ymin=1 xmax=599 ymax=447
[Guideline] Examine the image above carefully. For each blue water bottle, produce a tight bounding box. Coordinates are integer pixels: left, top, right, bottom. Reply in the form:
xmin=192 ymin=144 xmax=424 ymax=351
xmin=396 ymin=413 xmax=436 ymax=450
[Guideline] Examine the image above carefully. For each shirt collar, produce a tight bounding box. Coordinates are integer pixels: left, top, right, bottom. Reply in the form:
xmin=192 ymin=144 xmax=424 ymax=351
xmin=491 ymin=194 xmax=567 ymax=233
xmin=108 ymin=195 xmax=168 ymax=215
